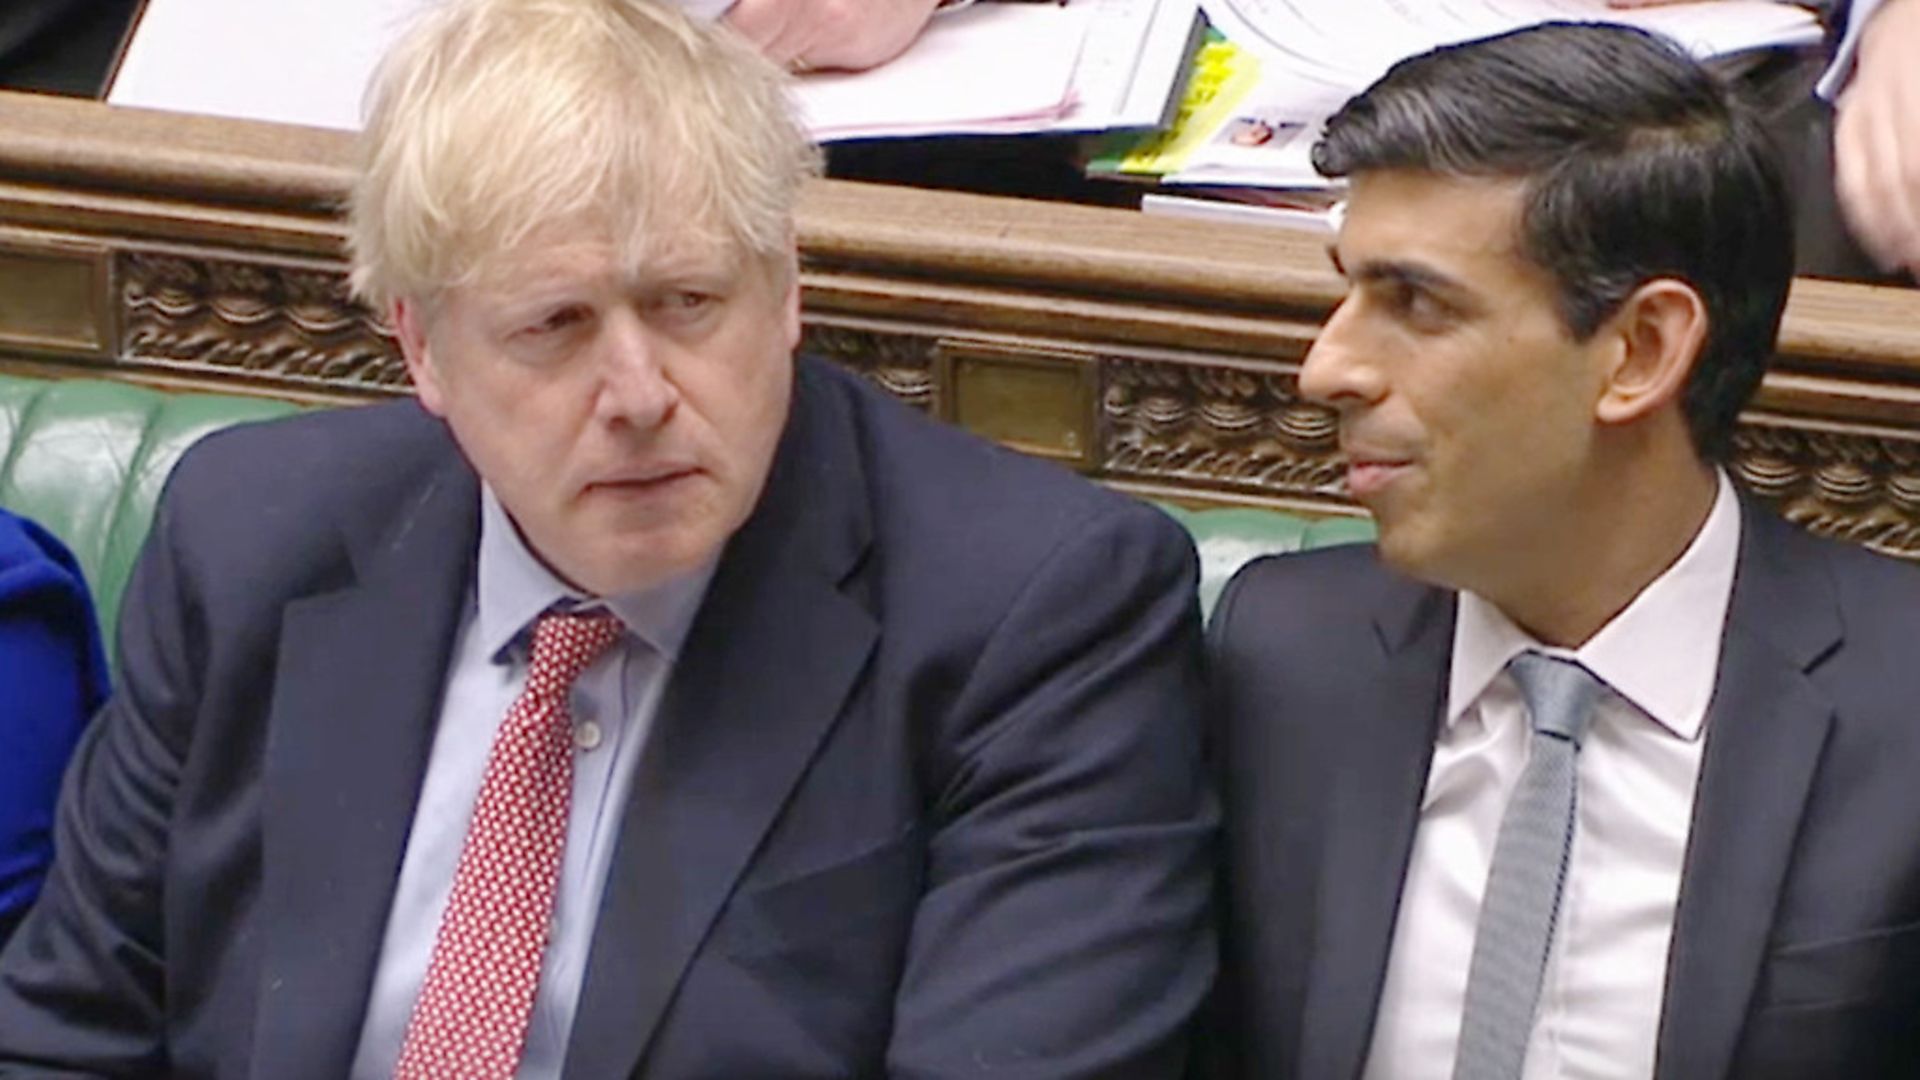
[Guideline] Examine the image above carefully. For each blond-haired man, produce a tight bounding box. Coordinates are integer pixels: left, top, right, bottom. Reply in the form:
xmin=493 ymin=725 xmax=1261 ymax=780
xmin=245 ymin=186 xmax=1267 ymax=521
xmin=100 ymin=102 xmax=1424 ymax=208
xmin=0 ymin=2 xmax=1215 ymax=1076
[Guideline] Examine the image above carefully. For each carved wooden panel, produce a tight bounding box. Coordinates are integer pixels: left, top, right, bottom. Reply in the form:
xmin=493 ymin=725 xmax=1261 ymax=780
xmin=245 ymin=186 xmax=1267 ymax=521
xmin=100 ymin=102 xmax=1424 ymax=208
xmin=6 ymin=91 xmax=1920 ymax=560
xmin=120 ymin=252 xmax=405 ymax=394
xmin=940 ymin=340 xmax=1098 ymax=469
xmin=0 ymin=241 xmax=111 ymax=357
xmin=1104 ymin=357 xmax=1345 ymax=505
xmin=1734 ymin=420 xmax=1920 ymax=558
xmin=800 ymin=322 xmax=935 ymax=413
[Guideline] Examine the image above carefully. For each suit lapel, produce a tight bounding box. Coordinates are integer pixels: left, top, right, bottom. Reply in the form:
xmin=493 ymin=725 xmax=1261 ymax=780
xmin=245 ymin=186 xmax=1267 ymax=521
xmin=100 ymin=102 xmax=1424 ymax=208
xmin=1297 ymin=578 xmax=1454 ymax=1080
xmin=1654 ymin=505 xmax=1841 ymax=1080
xmin=250 ymin=437 xmax=480 ymax=1078
xmin=563 ymin=363 xmax=879 ymax=1078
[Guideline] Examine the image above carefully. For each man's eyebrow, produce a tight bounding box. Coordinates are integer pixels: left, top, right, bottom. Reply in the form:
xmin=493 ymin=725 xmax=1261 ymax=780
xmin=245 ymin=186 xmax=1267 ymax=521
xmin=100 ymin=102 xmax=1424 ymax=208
xmin=1347 ymin=257 xmax=1471 ymax=300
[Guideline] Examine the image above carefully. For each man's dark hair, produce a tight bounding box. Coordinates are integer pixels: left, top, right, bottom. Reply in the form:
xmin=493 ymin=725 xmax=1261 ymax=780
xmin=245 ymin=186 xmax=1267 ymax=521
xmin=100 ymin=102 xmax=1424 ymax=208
xmin=1313 ymin=22 xmax=1792 ymax=462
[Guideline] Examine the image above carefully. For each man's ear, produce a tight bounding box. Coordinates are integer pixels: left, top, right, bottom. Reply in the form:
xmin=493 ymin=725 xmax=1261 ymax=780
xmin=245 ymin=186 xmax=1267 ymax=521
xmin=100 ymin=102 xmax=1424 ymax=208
xmin=393 ymin=298 xmax=448 ymax=417
xmin=1593 ymin=278 xmax=1708 ymax=428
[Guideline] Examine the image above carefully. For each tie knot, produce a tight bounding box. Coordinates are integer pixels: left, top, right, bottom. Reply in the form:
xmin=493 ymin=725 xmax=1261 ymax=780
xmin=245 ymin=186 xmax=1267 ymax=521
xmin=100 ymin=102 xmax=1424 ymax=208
xmin=1507 ymin=651 xmax=1602 ymax=746
xmin=524 ymin=609 xmax=624 ymax=699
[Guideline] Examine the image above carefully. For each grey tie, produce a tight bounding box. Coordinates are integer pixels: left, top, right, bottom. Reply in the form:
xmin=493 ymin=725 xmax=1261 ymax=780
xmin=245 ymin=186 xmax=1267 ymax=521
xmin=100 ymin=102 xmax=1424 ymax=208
xmin=1451 ymin=651 xmax=1603 ymax=1080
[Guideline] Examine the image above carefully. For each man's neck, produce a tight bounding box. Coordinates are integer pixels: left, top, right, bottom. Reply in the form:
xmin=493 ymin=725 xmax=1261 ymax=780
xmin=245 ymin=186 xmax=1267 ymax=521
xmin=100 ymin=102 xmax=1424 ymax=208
xmin=1485 ymin=460 xmax=1721 ymax=649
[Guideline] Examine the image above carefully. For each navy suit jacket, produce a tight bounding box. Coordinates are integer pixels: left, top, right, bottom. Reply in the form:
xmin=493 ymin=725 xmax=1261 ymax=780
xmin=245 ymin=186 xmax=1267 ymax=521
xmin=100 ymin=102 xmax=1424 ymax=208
xmin=0 ymin=509 xmax=107 ymax=948
xmin=1207 ymin=499 xmax=1920 ymax=1079
xmin=0 ymin=357 xmax=1216 ymax=1078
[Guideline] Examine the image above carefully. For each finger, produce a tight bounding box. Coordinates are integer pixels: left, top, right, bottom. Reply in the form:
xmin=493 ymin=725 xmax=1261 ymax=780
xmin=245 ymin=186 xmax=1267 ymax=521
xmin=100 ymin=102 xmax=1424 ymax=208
xmin=1837 ymin=86 xmax=1920 ymax=271
xmin=769 ymin=9 xmax=831 ymax=71
xmin=1833 ymin=90 xmax=1879 ymax=257
xmin=721 ymin=0 xmax=793 ymax=54
xmin=804 ymin=0 xmax=940 ymax=71
xmin=1887 ymin=39 xmax=1920 ymax=271
xmin=751 ymin=0 xmax=829 ymax=69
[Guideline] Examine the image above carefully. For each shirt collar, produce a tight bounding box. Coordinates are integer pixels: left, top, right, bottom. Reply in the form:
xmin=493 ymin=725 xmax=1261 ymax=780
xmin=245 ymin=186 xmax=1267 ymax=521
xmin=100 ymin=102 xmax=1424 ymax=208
xmin=1446 ymin=470 xmax=1742 ymax=741
xmin=474 ymin=485 xmax=716 ymax=665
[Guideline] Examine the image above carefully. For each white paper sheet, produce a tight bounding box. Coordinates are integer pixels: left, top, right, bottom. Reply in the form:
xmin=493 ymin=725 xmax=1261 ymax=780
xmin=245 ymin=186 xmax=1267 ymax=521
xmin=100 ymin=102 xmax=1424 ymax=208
xmin=1183 ymin=0 xmax=1823 ymax=189
xmin=110 ymin=0 xmax=430 ymax=130
xmin=1201 ymin=0 xmax=1820 ymax=78
xmin=1049 ymin=0 xmax=1205 ymax=133
xmin=1142 ymin=191 xmax=1337 ymax=233
xmin=792 ymin=4 xmax=1089 ymax=140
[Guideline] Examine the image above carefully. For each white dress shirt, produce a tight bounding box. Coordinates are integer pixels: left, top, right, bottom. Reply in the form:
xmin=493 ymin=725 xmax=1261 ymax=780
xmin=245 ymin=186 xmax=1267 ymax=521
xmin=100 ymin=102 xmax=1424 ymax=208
xmin=349 ymin=487 xmax=714 ymax=1080
xmin=1362 ymin=472 xmax=1742 ymax=1080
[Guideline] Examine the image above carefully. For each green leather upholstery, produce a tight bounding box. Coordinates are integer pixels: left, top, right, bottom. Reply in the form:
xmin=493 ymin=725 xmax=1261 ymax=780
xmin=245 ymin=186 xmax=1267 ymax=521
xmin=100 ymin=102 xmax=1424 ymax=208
xmin=1160 ymin=506 xmax=1376 ymax=619
xmin=0 ymin=374 xmax=1374 ymax=650
xmin=0 ymin=375 xmax=301 ymax=647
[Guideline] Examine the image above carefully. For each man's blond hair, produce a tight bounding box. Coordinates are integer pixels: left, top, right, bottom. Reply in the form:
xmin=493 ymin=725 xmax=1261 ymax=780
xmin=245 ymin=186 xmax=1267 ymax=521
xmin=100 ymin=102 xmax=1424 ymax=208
xmin=349 ymin=0 xmax=822 ymax=312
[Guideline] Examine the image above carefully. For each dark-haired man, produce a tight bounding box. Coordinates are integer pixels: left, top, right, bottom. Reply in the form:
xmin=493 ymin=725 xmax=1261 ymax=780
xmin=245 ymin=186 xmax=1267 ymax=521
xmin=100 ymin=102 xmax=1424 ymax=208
xmin=1208 ymin=21 xmax=1920 ymax=1080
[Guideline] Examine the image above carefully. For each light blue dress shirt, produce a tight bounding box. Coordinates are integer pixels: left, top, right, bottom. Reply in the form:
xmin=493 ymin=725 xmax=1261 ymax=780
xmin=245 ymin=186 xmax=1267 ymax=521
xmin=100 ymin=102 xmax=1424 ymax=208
xmin=349 ymin=487 xmax=713 ymax=1079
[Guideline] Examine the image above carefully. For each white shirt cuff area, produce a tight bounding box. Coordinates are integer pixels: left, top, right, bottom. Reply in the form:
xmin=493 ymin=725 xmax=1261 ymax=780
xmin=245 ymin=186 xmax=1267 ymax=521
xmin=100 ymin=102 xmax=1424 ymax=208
xmin=1818 ymin=0 xmax=1887 ymax=100
xmin=677 ymin=0 xmax=737 ymax=21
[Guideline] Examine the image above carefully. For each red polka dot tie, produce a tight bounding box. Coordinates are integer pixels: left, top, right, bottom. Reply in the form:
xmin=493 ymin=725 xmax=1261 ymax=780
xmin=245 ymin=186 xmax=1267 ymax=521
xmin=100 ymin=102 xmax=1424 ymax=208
xmin=394 ymin=610 xmax=624 ymax=1080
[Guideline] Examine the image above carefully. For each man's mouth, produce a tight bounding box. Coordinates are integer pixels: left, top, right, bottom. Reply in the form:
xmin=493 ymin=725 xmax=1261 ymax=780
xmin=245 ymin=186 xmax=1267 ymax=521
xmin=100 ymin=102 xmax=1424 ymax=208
xmin=1342 ymin=450 xmax=1415 ymax=498
xmin=586 ymin=466 xmax=700 ymax=497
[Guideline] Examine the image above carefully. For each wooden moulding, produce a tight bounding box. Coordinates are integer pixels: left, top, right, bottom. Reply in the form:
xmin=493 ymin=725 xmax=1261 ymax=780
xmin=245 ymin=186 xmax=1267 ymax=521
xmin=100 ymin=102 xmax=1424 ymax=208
xmin=5 ymin=91 xmax=1920 ymax=555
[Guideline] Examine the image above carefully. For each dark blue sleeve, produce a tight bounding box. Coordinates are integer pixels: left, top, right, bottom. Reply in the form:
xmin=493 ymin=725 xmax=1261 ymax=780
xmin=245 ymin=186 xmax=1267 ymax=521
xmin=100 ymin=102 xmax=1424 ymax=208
xmin=0 ymin=511 xmax=109 ymax=944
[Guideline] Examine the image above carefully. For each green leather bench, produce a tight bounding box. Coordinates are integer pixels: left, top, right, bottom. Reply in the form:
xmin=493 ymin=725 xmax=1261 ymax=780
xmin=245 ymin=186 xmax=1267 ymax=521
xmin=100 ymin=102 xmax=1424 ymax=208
xmin=0 ymin=373 xmax=1373 ymax=653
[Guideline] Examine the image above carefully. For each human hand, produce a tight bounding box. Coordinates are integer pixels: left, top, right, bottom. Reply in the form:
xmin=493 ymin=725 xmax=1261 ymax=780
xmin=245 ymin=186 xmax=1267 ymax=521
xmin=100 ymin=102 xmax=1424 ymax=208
xmin=725 ymin=0 xmax=944 ymax=73
xmin=1835 ymin=0 xmax=1920 ymax=274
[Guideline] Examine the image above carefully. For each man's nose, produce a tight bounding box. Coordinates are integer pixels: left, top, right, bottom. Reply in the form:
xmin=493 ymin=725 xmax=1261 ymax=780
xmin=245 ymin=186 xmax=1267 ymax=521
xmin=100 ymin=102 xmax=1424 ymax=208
xmin=1297 ymin=297 xmax=1386 ymax=410
xmin=594 ymin=313 xmax=680 ymax=431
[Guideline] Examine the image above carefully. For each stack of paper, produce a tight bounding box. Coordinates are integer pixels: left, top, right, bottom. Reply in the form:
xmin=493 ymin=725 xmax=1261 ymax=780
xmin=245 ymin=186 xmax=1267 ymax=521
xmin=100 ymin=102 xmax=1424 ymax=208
xmin=1097 ymin=0 xmax=1823 ymax=222
xmin=109 ymin=0 xmax=1203 ymax=144
xmin=1200 ymin=0 xmax=1821 ymax=88
xmin=109 ymin=0 xmax=429 ymax=131
xmin=793 ymin=5 xmax=1089 ymax=140
xmin=795 ymin=0 xmax=1204 ymax=141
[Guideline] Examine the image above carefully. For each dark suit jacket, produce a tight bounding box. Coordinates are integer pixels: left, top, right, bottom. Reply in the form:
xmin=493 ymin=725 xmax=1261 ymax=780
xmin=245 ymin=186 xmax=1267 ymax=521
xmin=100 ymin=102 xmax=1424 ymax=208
xmin=0 ymin=357 xmax=1216 ymax=1078
xmin=1207 ymin=498 xmax=1920 ymax=1079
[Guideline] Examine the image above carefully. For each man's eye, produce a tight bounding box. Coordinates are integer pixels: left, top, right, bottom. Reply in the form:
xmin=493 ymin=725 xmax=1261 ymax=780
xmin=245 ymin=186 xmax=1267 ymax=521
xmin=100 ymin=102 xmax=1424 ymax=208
xmin=523 ymin=306 xmax=587 ymax=336
xmin=1388 ymin=283 xmax=1451 ymax=327
xmin=664 ymin=290 xmax=715 ymax=312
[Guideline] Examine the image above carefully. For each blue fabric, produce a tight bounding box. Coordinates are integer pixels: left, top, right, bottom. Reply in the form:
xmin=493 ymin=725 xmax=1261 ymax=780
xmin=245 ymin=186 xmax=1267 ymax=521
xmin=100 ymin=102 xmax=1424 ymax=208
xmin=0 ymin=507 xmax=108 ymax=946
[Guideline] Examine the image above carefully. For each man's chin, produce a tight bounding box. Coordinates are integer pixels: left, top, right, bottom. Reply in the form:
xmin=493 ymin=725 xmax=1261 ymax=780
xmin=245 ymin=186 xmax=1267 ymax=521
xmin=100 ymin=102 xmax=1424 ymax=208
xmin=1372 ymin=516 xmax=1448 ymax=586
xmin=563 ymin=526 xmax=732 ymax=596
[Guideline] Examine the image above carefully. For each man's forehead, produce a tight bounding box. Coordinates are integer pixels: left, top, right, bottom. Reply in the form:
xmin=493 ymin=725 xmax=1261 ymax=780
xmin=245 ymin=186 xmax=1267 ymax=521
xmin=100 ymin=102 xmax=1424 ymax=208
xmin=1330 ymin=169 xmax=1566 ymax=303
xmin=1337 ymin=170 xmax=1525 ymax=265
xmin=468 ymin=228 xmax=759 ymax=292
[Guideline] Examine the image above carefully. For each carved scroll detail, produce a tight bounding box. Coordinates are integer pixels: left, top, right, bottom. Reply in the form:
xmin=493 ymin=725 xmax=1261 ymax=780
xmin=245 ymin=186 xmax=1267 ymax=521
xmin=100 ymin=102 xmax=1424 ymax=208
xmin=95 ymin=256 xmax=1920 ymax=564
xmin=121 ymin=254 xmax=407 ymax=392
xmin=1101 ymin=355 xmax=1920 ymax=561
xmin=802 ymin=324 xmax=936 ymax=412
xmin=1733 ymin=424 xmax=1920 ymax=559
xmin=1104 ymin=357 xmax=1346 ymax=500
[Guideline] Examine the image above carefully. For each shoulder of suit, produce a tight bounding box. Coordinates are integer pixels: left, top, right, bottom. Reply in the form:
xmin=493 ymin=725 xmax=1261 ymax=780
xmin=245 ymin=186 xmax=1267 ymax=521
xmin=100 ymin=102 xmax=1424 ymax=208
xmin=1210 ymin=541 xmax=1437 ymax=658
xmin=1219 ymin=542 xmax=1399 ymax=618
xmin=166 ymin=399 xmax=453 ymax=509
xmin=1744 ymin=502 xmax=1920 ymax=592
xmin=148 ymin=399 xmax=461 ymax=583
xmin=797 ymin=354 xmax=1177 ymax=551
xmin=1768 ymin=514 xmax=1920 ymax=641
